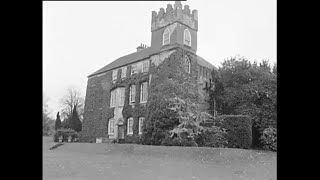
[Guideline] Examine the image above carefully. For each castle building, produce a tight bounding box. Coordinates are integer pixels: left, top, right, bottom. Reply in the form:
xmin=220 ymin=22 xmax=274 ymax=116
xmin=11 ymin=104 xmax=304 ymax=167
xmin=81 ymin=1 xmax=216 ymax=143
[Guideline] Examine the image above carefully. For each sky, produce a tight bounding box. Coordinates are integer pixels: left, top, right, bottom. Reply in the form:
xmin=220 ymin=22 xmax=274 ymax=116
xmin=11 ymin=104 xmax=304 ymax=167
xmin=43 ymin=0 xmax=276 ymax=119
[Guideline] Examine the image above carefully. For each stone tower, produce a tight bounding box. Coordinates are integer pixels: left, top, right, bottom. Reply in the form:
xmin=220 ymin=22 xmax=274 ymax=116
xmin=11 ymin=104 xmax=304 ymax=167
xmin=150 ymin=1 xmax=198 ymax=54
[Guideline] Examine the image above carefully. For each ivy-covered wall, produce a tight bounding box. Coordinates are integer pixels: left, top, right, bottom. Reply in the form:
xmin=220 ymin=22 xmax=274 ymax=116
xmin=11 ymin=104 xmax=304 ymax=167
xmin=81 ymin=47 xmax=212 ymax=143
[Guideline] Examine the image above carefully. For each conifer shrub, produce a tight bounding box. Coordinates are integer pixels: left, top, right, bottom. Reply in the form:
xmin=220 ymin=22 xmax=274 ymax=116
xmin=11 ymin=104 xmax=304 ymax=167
xmin=215 ymin=115 xmax=252 ymax=149
xmin=53 ymin=128 xmax=78 ymax=142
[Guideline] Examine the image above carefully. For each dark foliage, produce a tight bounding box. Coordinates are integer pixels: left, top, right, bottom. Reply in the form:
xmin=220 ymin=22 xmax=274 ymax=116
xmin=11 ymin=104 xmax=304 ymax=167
xmin=194 ymin=126 xmax=228 ymax=147
xmin=206 ymin=57 xmax=276 ymax=149
xmin=215 ymin=115 xmax=252 ymax=149
xmin=142 ymin=49 xmax=198 ymax=145
xmin=55 ymin=112 xmax=62 ymax=130
xmin=69 ymin=105 xmax=82 ymax=132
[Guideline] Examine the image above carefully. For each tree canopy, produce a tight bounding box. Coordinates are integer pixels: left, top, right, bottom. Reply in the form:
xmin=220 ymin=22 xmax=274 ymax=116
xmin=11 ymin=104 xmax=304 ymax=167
xmin=207 ymin=57 xmax=277 ymax=148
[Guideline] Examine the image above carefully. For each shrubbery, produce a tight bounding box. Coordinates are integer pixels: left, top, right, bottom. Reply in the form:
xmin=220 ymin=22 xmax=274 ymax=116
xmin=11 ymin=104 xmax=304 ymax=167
xmin=161 ymin=136 xmax=198 ymax=147
xmin=215 ymin=115 xmax=252 ymax=149
xmin=194 ymin=126 xmax=228 ymax=147
xmin=54 ymin=128 xmax=79 ymax=142
xmin=260 ymin=127 xmax=277 ymax=151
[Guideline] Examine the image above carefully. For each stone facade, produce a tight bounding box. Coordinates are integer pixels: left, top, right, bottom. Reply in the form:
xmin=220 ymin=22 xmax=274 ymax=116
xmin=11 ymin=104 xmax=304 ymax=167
xmin=81 ymin=1 xmax=216 ymax=143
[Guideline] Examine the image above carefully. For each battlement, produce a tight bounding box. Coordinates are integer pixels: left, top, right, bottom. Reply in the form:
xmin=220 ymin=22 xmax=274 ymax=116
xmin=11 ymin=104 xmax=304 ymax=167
xmin=151 ymin=1 xmax=198 ymax=32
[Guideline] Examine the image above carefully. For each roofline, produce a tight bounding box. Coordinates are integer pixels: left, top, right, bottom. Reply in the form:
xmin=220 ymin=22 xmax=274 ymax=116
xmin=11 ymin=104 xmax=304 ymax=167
xmin=87 ymin=45 xmax=215 ymax=78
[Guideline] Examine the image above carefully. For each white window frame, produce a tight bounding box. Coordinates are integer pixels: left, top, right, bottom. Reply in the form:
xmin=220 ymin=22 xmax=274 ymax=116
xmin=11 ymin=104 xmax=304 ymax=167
xmin=129 ymin=85 xmax=136 ymax=105
xmin=110 ymin=89 xmax=116 ymax=107
xmin=139 ymin=117 xmax=145 ymax=135
xmin=121 ymin=66 xmax=127 ymax=79
xmin=127 ymin=117 xmax=134 ymax=135
xmin=140 ymin=82 xmax=148 ymax=103
xmin=142 ymin=60 xmax=149 ymax=73
xmin=184 ymin=28 xmax=191 ymax=46
xmin=112 ymin=69 xmax=118 ymax=81
xmin=119 ymin=87 xmax=125 ymax=106
xmin=108 ymin=119 xmax=115 ymax=135
xmin=131 ymin=64 xmax=137 ymax=75
xmin=163 ymin=28 xmax=170 ymax=46
xmin=185 ymin=55 xmax=191 ymax=74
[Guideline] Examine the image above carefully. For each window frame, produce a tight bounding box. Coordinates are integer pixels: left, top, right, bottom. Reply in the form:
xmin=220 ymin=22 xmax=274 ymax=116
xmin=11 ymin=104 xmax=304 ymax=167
xmin=127 ymin=117 xmax=134 ymax=135
xmin=131 ymin=64 xmax=137 ymax=75
xmin=184 ymin=28 xmax=191 ymax=46
xmin=129 ymin=85 xmax=136 ymax=105
xmin=118 ymin=87 xmax=125 ymax=106
xmin=110 ymin=89 xmax=116 ymax=107
xmin=112 ymin=69 xmax=118 ymax=81
xmin=185 ymin=55 xmax=191 ymax=74
xmin=140 ymin=82 xmax=148 ymax=103
xmin=163 ymin=28 xmax=170 ymax=46
xmin=108 ymin=119 xmax=115 ymax=135
xmin=142 ymin=60 xmax=149 ymax=73
xmin=120 ymin=66 xmax=127 ymax=79
xmin=138 ymin=117 xmax=145 ymax=135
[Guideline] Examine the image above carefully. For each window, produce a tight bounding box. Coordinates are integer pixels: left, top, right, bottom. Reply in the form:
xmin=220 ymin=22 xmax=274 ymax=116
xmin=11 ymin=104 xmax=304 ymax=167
xmin=142 ymin=60 xmax=149 ymax=73
xmin=184 ymin=29 xmax=191 ymax=46
xmin=112 ymin=69 xmax=118 ymax=81
xmin=119 ymin=87 xmax=125 ymax=106
xmin=185 ymin=55 xmax=191 ymax=73
xmin=163 ymin=28 xmax=170 ymax=45
xmin=139 ymin=117 xmax=145 ymax=134
xmin=131 ymin=64 xmax=137 ymax=75
xmin=129 ymin=85 xmax=136 ymax=105
xmin=127 ymin=117 xmax=134 ymax=135
xmin=108 ymin=119 xmax=115 ymax=135
xmin=140 ymin=82 xmax=148 ymax=103
xmin=120 ymin=66 xmax=127 ymax=79
xmin=110 ymin=89 xmax=116 ymax=107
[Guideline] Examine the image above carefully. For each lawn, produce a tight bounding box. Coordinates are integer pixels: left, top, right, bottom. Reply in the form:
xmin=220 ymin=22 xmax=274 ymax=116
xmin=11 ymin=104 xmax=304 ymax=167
xmin=43 ymin=136 xmax=276 ymax=180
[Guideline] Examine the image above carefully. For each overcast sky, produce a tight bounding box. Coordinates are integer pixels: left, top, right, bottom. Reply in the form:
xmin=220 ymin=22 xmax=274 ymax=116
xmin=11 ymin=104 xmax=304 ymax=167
xmin=43 ymin=0 xmax=276 ymax=118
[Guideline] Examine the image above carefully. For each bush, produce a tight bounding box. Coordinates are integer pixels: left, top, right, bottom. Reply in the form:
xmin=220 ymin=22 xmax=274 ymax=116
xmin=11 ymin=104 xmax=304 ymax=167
xmin=161 ymin=136 xmax=173 ymax=146
xmin=53 ymin=128 xmax=78 ymax=142
xmin=215 ymin=115 xmax=252 ymax=149
xmin=172 ymin=138 xmax=181 ymax=146
xmin=260 ymin=127 xmax=277 ymax=151
xmin=195 ymin=126 xmax=228 ymax=147
xmin=162 ymin=136 xmax=197 ymax=147
xmin=180 ymin=138 xmax=198 ymax=147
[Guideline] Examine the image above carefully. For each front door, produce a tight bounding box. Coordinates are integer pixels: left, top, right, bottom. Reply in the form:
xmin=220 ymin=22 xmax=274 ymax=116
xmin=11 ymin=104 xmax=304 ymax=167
xmin=118 ymin=125 xmax=124 ymax=140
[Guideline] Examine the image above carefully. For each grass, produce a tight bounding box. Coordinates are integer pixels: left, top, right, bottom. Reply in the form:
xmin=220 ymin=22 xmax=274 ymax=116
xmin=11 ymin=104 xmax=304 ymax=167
xmin=43 ymin=136 xmax=276 ymax=180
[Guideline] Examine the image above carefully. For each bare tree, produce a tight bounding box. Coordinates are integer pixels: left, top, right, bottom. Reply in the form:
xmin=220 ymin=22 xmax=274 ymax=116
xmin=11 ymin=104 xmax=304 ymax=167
xmin=60 ymin=87 xmax=84 ymax=121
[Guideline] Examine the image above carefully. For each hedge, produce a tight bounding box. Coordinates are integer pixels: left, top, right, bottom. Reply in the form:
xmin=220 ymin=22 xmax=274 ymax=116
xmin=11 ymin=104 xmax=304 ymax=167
xmin=215 ymin=115 xmax=252 ymax=149
xmin=54 ymin=128 xmax=79 ymax=142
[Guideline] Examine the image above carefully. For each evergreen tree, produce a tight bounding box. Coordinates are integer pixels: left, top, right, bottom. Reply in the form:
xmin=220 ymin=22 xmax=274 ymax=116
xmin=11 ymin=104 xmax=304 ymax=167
xmin=55 ymin=112 xmax=62 ymax=130
xmin=70 ymin=105 xmax=82 ymax=132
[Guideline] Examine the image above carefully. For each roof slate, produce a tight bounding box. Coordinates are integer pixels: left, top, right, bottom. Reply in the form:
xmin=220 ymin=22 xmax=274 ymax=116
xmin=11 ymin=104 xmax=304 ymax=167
xmin=88 ymin=47 xmax=216 ymax=77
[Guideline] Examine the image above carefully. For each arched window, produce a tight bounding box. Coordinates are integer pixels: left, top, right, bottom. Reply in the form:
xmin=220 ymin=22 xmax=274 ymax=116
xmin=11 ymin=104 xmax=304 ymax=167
xmin=184 ymin=29 xmax=191 ymax=46
xmin=127 ymin=117 xmax=134 ymax=135
xmin=163 ymin=28 xmax=170 ymax=46
xmin=185 ymin=55 xmax=191 ymax=73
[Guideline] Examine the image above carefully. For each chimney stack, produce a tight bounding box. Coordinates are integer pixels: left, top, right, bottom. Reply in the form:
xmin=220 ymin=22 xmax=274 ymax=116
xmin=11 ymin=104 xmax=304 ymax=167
xmin=136 ymin=43 xmax=149 ymax=52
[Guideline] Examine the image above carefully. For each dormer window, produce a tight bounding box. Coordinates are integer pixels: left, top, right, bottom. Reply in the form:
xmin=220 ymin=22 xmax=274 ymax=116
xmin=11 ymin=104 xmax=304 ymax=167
xmin=184 ymin=29 xmax=191 ymax=46
xmin=163 ymin=28 xmax=170 ymax=46
xmin=185 ymin=55 xmax=191 ymax=73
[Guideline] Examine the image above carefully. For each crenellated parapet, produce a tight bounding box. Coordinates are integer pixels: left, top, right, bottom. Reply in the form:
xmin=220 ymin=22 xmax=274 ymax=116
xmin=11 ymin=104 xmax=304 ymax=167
xmin=151 ymin=1 xmax=198 ymax=32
